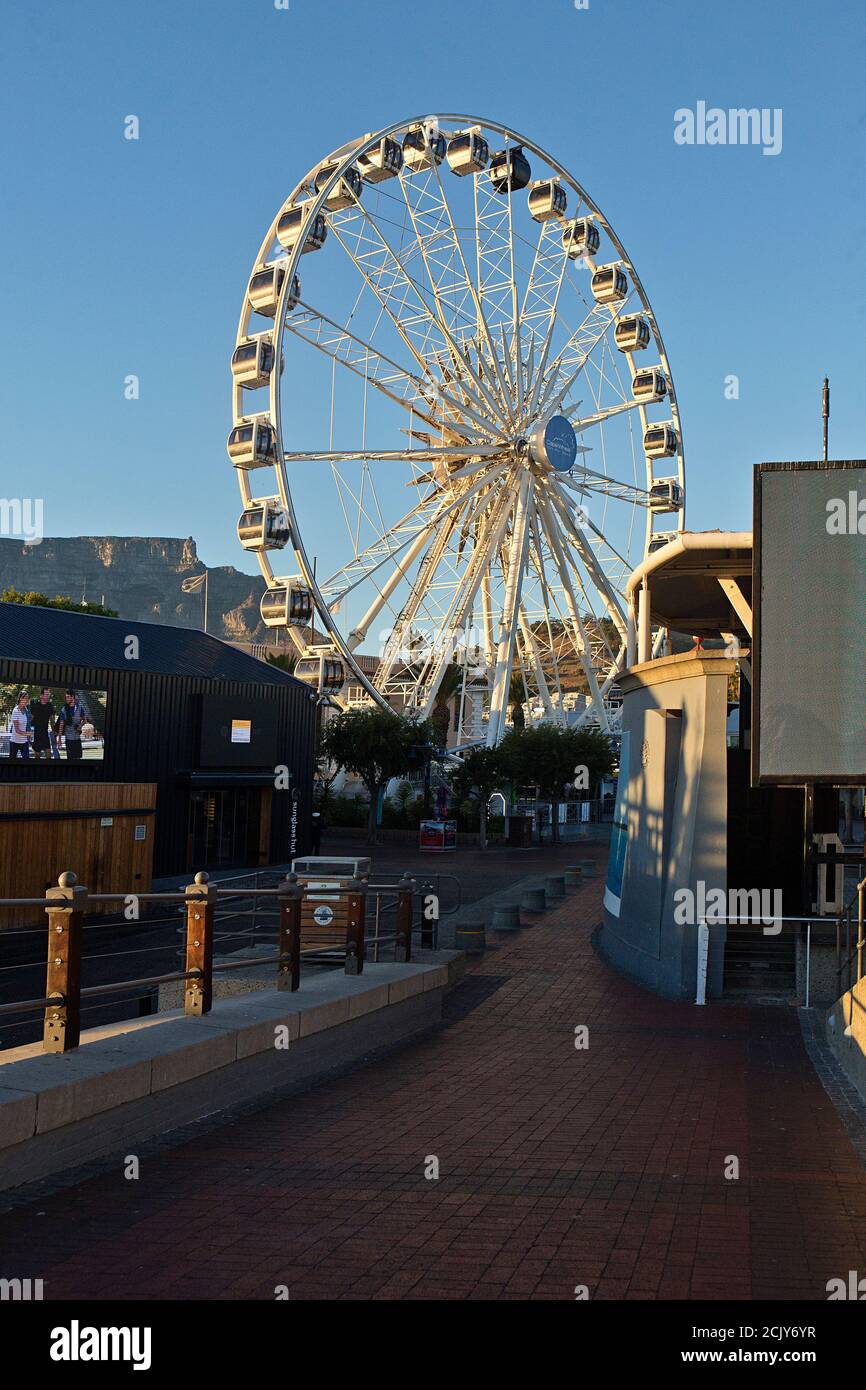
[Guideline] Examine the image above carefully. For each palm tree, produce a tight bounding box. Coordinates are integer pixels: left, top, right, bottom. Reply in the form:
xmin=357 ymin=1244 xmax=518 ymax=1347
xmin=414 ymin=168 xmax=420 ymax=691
xmin=507 ymin=669 xmax=526 ymax=730
xmin=266 ymin=650 xmax=298 ymax=675
xmin=431 ymin=663 xmax=464 ymax=748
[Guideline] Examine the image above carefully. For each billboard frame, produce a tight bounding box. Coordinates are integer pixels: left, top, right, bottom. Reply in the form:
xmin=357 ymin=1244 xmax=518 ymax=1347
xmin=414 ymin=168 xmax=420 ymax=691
xmin=752 ymin=459 xmax=866 ymax=787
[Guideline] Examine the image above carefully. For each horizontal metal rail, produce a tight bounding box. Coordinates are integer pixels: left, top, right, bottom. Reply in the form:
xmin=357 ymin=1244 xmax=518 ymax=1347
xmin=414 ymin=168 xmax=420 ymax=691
xmin=0 ymin=868 xmax=418 ymax=1052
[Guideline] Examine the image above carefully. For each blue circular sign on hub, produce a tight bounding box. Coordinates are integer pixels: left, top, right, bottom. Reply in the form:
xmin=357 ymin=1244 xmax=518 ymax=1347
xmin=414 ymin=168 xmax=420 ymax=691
xmin=529 ymin=414 xmax=577 ymax=472
xmin=544 ymin=415 xmax=578 ymax=471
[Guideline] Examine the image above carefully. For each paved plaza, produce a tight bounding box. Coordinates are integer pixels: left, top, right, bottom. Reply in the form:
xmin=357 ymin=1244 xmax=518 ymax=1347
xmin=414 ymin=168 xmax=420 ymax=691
xmin=2 ymin=847 xmax=866 ymax=1301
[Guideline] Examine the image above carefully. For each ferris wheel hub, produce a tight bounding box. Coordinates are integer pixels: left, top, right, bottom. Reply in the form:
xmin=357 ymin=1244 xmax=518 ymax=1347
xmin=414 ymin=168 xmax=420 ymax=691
xmin=527 ymin=414 xmax=578 ymax=474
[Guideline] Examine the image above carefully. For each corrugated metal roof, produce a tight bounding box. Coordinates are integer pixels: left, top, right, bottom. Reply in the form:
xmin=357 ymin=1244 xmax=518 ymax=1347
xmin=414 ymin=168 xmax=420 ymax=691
xmin=0 ymin=602 xmax=302 ymax=685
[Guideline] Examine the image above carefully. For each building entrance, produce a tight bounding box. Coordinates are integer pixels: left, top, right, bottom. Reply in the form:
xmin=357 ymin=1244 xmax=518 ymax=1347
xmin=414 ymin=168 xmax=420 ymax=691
xmin=187 ymin=788 xmax=262 ymax=869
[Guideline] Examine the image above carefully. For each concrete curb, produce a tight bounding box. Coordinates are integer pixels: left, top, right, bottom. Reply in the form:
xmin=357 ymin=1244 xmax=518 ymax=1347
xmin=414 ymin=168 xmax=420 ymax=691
xmin=0 ymin=954 xmax=461 ymax=1194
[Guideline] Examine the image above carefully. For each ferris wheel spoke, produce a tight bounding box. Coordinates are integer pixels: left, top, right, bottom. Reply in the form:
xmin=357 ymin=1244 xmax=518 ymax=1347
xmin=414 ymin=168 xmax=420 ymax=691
xmin=410 ymin=454 xmax=504 ymax=490
xmin=533 ymin=300 xmax=618 ymax=415
xmin=525 ymin=512 xmax=568 ymax=714
xmin=283 ymin=445 xmax=502 ymax=465
xmin=522 ymin=328 xmax=537 ymax=408
xmin=486 ymin=475 xmax=532 ymax=745
xmin=415 ymin=474 xmax=517 ymax=714
xmin=533 ymin=309 xmax=617 ymax=421
xmin=286 ymin=302 xmax=491 ymax=445
xmin=556 ymin=480 xmax=631 ymax=589
xmin=520 ymin=224 xmax=574 ymax=421
xmin=321 ymin=466 xmax=501 ymax=610
xmin=572 ymin=398 xmax=643 ymax=433
xmin=328 ymin=202 xmax=504 ymax=434
xmin=536 ymin=497 xmax=610 ymax=729
xmin=516 ymin=608 xmax=557 ymax=720
xmin=426 ymin=152 xmax=517 ymax=426
xmin=473 ymin=162 xmax=522 ymax=393
xmin=374 ymin=481 xmax=500 ymax=694
xmin=560 ymin=461 xmax=651 ymax=506
xmin=549 ymin=495 xmax=628 ymax=653
xmin=394 ymin=163 xmax=514 ymax=432
xmin=374 ymin=480 xmax=505 ymax=654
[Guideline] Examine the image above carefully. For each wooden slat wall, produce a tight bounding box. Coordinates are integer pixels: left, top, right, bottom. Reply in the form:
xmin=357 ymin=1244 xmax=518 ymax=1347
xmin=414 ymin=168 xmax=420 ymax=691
xmin=0 ymin=783 xmax=156 ymax=927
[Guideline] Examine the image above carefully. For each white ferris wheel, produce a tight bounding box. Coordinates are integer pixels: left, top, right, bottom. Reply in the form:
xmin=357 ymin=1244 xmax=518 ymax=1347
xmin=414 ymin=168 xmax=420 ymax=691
xmin=229 ymin=114 xmax=685 ymax=748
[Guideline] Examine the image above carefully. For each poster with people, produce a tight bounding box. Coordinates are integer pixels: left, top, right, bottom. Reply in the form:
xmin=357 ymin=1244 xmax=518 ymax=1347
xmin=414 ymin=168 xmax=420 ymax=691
xmin=0 ymin=684 xmax=107 ymax=763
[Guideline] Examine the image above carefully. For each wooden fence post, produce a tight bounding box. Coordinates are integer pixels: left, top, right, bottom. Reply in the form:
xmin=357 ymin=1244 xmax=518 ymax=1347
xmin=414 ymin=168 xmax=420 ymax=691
xmin=44 ymin=871 xmax=87 ymax=1053
xmin=344 ymin=877 xmax=366 ymax=976
xmin=277 ymin=873 xmax=302 ymax=992
xmin=397 ymin=872 xmax=414 ymax=962
xmin=184 ymin=871 xmax=215 ymax=1016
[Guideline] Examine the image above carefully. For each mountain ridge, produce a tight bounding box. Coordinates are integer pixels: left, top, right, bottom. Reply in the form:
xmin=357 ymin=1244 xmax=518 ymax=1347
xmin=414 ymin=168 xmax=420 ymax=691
xmin=0 ymin=536 xmax=269 ymax=642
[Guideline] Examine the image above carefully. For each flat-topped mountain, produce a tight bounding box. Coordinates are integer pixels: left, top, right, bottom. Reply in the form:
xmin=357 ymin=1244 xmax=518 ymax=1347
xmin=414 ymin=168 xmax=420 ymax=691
xmin=0 ymin=536 xmax=269 ymax=642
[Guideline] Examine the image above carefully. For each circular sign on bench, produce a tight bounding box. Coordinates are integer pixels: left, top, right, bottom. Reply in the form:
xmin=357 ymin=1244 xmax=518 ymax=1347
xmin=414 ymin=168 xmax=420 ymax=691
xmin=313 ymin=904 xmax=334 ymax=926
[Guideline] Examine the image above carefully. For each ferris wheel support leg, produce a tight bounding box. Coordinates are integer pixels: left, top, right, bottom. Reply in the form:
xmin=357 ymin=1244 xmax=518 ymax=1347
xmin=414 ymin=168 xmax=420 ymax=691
xmin=486 ymin=478 xmax=532 ymax=747
xmin=518 ymin=609 xmax=556 ymax=722
xmin=626 ymin=606 xmax=637 ymax=669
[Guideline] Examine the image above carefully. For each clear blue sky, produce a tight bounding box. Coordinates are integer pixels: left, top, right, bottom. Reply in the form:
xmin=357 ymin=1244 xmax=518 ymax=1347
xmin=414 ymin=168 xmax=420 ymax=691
xmin=2 ymin=0 xmax=864 ymax=574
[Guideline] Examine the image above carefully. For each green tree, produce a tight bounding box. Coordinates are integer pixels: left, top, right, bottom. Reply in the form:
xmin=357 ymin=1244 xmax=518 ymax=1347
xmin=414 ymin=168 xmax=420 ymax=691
xmin=449 ymin=746 xmax=504 ymax=849
xmin=497 ymin=724 xmax=615 ymax=842
xmin=318 ymin=707 xmax=434 ymax=845
xmin=0 ymin=588 xmax=119 ymax=618
xmin=392 ymin=779 xmax=415 ymax=819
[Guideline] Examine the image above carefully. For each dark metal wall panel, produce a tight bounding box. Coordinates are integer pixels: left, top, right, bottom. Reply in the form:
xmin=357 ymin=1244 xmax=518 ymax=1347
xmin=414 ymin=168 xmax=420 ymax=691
xmin=0 ymin=660 xmax=316 ymax=874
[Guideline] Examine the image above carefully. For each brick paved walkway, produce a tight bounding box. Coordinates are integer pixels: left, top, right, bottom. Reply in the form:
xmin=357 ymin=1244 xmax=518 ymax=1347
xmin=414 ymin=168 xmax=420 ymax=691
xmin=3 ymin=867 xmax=866 ymax=1301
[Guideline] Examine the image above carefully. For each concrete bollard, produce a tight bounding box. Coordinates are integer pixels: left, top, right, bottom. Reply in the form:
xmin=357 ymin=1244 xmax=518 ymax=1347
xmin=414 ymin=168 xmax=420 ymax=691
xmin=564 ymin=870 xmax=583 ymax=889
xmin=544 ymin=875 xmax=566 ymax=901
xmin=519 ymin=887 xmax=547 ymax=913
xmin=455 ymin=922 xmax=486 ymax=954
xmin=491 ymin=904 xmax=521 ymax=932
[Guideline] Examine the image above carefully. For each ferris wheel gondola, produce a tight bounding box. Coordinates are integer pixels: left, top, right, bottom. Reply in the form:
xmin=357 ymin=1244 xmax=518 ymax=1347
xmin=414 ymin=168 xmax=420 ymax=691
xmin=229 ymin=114 xmax=685 ymax=745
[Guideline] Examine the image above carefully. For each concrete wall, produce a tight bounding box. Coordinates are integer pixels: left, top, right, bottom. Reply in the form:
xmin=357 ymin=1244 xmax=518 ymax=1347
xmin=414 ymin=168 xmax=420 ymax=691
xmin=827 ymin=979 xmax=866 ymax=1099
xmin=597 ymin=652 xmax=734 ymax=1000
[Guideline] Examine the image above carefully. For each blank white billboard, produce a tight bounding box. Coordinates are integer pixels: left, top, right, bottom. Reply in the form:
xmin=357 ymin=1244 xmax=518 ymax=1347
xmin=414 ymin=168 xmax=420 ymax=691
xmin=753 ymin=461 xmax=866 ymax=784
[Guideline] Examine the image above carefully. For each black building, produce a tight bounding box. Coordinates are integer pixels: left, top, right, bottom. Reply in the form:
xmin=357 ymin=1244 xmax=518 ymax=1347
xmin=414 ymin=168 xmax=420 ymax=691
xmin=0 ymin=602 xmax=316 ymax=875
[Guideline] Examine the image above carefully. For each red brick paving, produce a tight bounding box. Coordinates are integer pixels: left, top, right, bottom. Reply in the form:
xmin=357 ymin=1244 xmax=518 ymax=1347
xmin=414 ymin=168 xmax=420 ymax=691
xmin=2 ymin=865 xmax=866 ymax=1301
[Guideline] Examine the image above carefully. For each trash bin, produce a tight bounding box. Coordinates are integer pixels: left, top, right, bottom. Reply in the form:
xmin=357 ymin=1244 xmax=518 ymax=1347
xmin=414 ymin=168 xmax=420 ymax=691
xmin=507 ymin=815 xmax=533 ymax=848
xmin=291 ymin=856 xmax=371 ymax=949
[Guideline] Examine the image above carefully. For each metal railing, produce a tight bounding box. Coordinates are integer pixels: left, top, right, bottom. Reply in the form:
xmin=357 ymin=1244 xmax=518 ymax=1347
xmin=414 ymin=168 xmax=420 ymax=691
xmin=696 ymin=913 xmax=849 ymax=1008
xmin=0 ymin=869 xmax=417 ymax=1055
xmin=836 ymin=875 xmax=866 ymax=997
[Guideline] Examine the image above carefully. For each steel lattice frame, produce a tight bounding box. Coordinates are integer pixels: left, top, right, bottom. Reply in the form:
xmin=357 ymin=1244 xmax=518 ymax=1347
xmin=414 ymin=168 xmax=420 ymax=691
xmin=230 ymin=114 xmax=685 ymax=746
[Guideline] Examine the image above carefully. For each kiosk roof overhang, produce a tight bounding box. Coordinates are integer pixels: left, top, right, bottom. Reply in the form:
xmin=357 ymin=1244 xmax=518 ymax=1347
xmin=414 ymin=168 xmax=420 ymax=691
xmin=625 ymin=531 xmax=753 ymax=638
